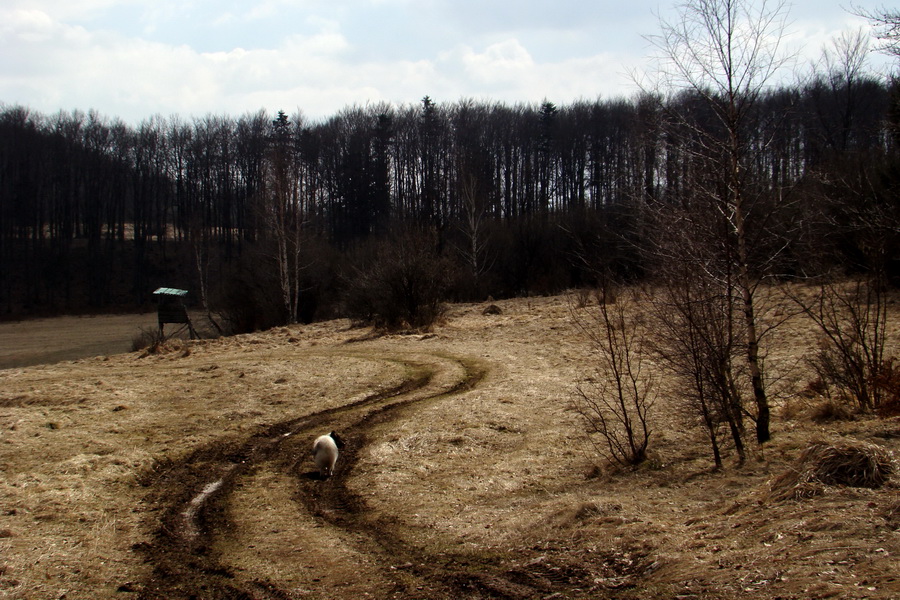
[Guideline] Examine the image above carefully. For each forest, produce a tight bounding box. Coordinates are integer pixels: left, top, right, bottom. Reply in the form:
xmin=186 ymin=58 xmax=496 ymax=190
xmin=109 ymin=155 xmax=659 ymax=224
xmin=0 ymin=27 xmax=898 ymax=331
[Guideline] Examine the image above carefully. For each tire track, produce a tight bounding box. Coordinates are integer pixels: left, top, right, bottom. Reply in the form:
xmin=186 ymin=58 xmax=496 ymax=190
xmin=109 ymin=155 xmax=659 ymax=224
xmin=136 ymin=351 xmax=496 ymax=600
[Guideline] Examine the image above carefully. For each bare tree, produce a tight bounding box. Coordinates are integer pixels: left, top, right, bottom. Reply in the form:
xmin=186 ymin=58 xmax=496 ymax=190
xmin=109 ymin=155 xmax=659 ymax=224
xmin=571 ymin=286 xmax=655 ymax=467
xmin=644 ymin=201 xmax=750 ymax=466
xmin=262 ymin=110 xmax=307 ymax=324
xmin=644 ymin=0 xmax=794 ymax=443
xmin=856 ymin=5 xmax=900 ymax=58
xmin=804 ymin=28 xmax=879 ymax=156
xmin=456 ymin=171 xmax=493 ymax=296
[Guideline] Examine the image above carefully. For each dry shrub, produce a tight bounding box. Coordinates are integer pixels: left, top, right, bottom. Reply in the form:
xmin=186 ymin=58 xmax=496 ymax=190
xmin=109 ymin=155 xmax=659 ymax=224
xmin=547 ymin=501 xmax=614 ymax=529
xmin=874 ymin=357 xmax=900 ymax=417
xmin=779 ymin=397 xmax=810 ymax=421
xmin=573 ymin=288 xmax=592 ymax=309
xmin=799 ymin=377 xmax=828 ymax=399
xmin=780 ymin=395 xmax=855 ymax=423
xmin=797 ymin=278 xmax=891 ymax=414
xmin=767 ymin=440 xmax=895 ymax=501
xmin=342 ymin=231 xmax=448 ymax=331
xmin=808 ymin=398 xmax=855 ymax=423
xmin=877 ymin=396 xmax=900 ymax=418
xmin=137 ymin=338 xmax=189 ymax=358
xmin=571 ymin=288 xmax=655 ymax=468
xmin=131 ymin=327 xmax=164 ymax=352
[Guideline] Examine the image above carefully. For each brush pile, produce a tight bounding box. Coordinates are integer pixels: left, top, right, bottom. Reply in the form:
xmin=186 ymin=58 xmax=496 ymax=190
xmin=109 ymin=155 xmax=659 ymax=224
xmin=767 ymin=440 xmax=895 ymax=501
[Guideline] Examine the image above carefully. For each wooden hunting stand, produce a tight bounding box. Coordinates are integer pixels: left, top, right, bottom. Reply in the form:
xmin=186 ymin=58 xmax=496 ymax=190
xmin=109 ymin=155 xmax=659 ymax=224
xmin=153 ymin=287 xmax=198 ymax=339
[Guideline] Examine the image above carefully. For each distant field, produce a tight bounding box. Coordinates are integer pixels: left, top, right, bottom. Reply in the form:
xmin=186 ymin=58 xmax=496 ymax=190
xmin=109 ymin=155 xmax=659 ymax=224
xmin=0 ymin=313 xmax=162 ymax=369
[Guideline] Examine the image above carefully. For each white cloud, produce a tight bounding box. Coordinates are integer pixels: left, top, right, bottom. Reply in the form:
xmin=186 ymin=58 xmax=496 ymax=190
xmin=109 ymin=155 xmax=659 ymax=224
xmin=0 ymin=6 xmax=368 ymax=121
xmin=243 ymin=0 xmax=322 ymax=21
xmin=5 ymin=0 xmax=146 ymax=23
xmin=460 ymin=39 xmax=535 ymax=84
xmin=0 ymin=0 xmax=895 ymax=124
xmin=786 ymin=15 xmax=877 ymax=59
xmin=432 ymin=39 xmax=632 ymax=104
xmin=3 ymin=9 xmax=58 ymax=42
xmin=282 ymin=28 xmax=349 ymax=57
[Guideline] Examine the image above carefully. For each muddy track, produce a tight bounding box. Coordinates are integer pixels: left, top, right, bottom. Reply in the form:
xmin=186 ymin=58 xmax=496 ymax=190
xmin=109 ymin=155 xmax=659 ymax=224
xmin=134 ymin=351 xmax=541 ymax=600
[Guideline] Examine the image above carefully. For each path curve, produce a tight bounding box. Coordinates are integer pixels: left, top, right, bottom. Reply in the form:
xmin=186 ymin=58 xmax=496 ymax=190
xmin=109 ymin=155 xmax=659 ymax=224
xmin=135 ymin=350 xmax=513 ymax=599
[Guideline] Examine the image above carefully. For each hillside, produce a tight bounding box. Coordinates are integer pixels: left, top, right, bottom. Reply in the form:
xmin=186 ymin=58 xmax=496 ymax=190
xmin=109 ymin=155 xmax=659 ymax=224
xmin=0 ymin=292 xmax=898 ymax=599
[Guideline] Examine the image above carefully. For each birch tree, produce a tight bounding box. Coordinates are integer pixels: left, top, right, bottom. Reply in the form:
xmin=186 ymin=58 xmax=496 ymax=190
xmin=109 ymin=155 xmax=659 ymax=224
xmin=265 ymin=110 xmax=306 ymax=323
xmin=645 ymin=0 xmax=794 ymax=443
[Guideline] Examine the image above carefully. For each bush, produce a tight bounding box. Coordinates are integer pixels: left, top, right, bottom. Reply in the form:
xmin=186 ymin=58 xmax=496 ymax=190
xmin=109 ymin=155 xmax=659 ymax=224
xmin=342 ymin=231 xmax=449 ymax=331
xmin=795 ymin=278 xmax=891 ymax=413
xmin=131 ymin=327 xmax=164 ymax=353
xmin=571 ymin=287 xmax=655 ymax=467
xmin=874 ymin=358 xmax=900 ymax=417
xmin=808 ymin=398 xmax=856 ymax=423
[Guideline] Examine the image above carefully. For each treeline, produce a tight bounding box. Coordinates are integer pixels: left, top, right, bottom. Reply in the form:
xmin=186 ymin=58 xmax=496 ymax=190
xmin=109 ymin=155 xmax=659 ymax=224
xmin=0 ymin=73 xmax=897 ymax=327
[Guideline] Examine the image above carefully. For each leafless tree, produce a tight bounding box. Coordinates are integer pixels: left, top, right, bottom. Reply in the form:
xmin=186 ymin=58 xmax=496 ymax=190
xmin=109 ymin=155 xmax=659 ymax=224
xmin=1 ymin=71 xmax=895 ymax=320
xmin=456 ymin=171 xmax=494 ymax=296
xmin=856 ymin=5 xmax=900 ymax=58
xmin=804 ymin=28 xmax=879 ymax=155
xmin=644 ymin=202 xmax=750 ymax=466
xmin=821 ymin=28 xmax=871 ymax=86
xmin=643 ymin=0 xmax=794 ymax=443
xmin=571 ymin=286 xmax=655 ymax=467
xmin=262 ymin=110 xmax=307 ymax=324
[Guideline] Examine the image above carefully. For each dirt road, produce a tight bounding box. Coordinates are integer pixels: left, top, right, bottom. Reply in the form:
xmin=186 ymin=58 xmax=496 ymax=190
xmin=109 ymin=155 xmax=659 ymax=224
xmin=135 ymin=350 xmax=533 ymax=599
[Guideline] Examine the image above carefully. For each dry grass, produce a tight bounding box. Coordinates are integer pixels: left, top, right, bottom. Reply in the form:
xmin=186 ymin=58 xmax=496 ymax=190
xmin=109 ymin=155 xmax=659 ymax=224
xmin=766 ymin=440 xmax=896 ymax=501
xmin=0 ymin=285 xmax=898 ymax=599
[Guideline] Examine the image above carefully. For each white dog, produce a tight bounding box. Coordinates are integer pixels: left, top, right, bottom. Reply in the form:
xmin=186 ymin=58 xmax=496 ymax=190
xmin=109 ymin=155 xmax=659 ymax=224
xmin=312 ymin=431 xmax=345 ymax=479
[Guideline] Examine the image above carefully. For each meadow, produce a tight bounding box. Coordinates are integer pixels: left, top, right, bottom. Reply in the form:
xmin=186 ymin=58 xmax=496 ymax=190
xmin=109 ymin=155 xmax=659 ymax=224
xmin=0 ymin=290 xmax=897 ymax=599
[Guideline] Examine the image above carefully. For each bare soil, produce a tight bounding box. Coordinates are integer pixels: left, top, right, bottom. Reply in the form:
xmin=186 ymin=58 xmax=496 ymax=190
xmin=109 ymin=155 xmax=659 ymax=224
xmin=0 ymin=291 xmax=898 ymax=599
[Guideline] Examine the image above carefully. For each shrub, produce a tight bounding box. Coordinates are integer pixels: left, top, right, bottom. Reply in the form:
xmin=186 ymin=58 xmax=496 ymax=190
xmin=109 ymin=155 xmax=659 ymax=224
xmin=342 ymin=231 xmax=449 ymax=331
xmin=808 ymin=398 xmax=855 ymax=423
xmin=874 ymin=358 xmax=900 ymax=417
xmin=794 ymin=278 xmax=891 ymax=413
xmin=571 ymin=287 xmax=655 ymax=467
xmin=131 ymin=327 xmax=164 ymax=353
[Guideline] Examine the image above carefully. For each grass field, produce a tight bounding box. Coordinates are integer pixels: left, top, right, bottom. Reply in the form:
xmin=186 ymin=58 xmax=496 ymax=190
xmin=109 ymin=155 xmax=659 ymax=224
xmin=0 ymin=289 xmax=898 ymax=599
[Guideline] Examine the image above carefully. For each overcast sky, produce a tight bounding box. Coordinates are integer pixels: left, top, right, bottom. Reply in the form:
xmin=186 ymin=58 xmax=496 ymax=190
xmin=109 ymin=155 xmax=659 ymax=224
xmin=1 ymin=0 xmax=893 ymax=124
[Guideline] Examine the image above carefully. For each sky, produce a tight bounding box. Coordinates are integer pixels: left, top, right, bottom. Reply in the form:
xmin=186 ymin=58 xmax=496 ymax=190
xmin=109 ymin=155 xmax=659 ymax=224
xmin=0 ymin=0 xmax=894 ymax=125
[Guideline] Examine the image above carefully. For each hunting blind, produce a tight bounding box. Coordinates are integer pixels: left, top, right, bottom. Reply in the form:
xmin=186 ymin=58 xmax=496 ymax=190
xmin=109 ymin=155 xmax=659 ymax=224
xmin=152 ymin=287 xmax=198 ymax=339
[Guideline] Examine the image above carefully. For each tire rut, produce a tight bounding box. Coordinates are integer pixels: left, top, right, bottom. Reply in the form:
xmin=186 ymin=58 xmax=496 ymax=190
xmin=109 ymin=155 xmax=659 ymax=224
xmin=135 ymin=351 xmax=528 ymax=600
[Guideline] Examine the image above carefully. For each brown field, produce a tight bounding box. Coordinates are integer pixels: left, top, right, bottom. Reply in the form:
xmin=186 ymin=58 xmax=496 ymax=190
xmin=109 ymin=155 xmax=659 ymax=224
xmin=0 ymin=289 xmax=898 ymax=599
xmin=0 ymin=313 xmax=160 ymax=370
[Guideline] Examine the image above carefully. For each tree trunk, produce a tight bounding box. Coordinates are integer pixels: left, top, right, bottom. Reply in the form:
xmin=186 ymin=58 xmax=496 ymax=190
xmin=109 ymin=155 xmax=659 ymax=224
xmin=734 ymin=191 xmax=770 ymax=443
